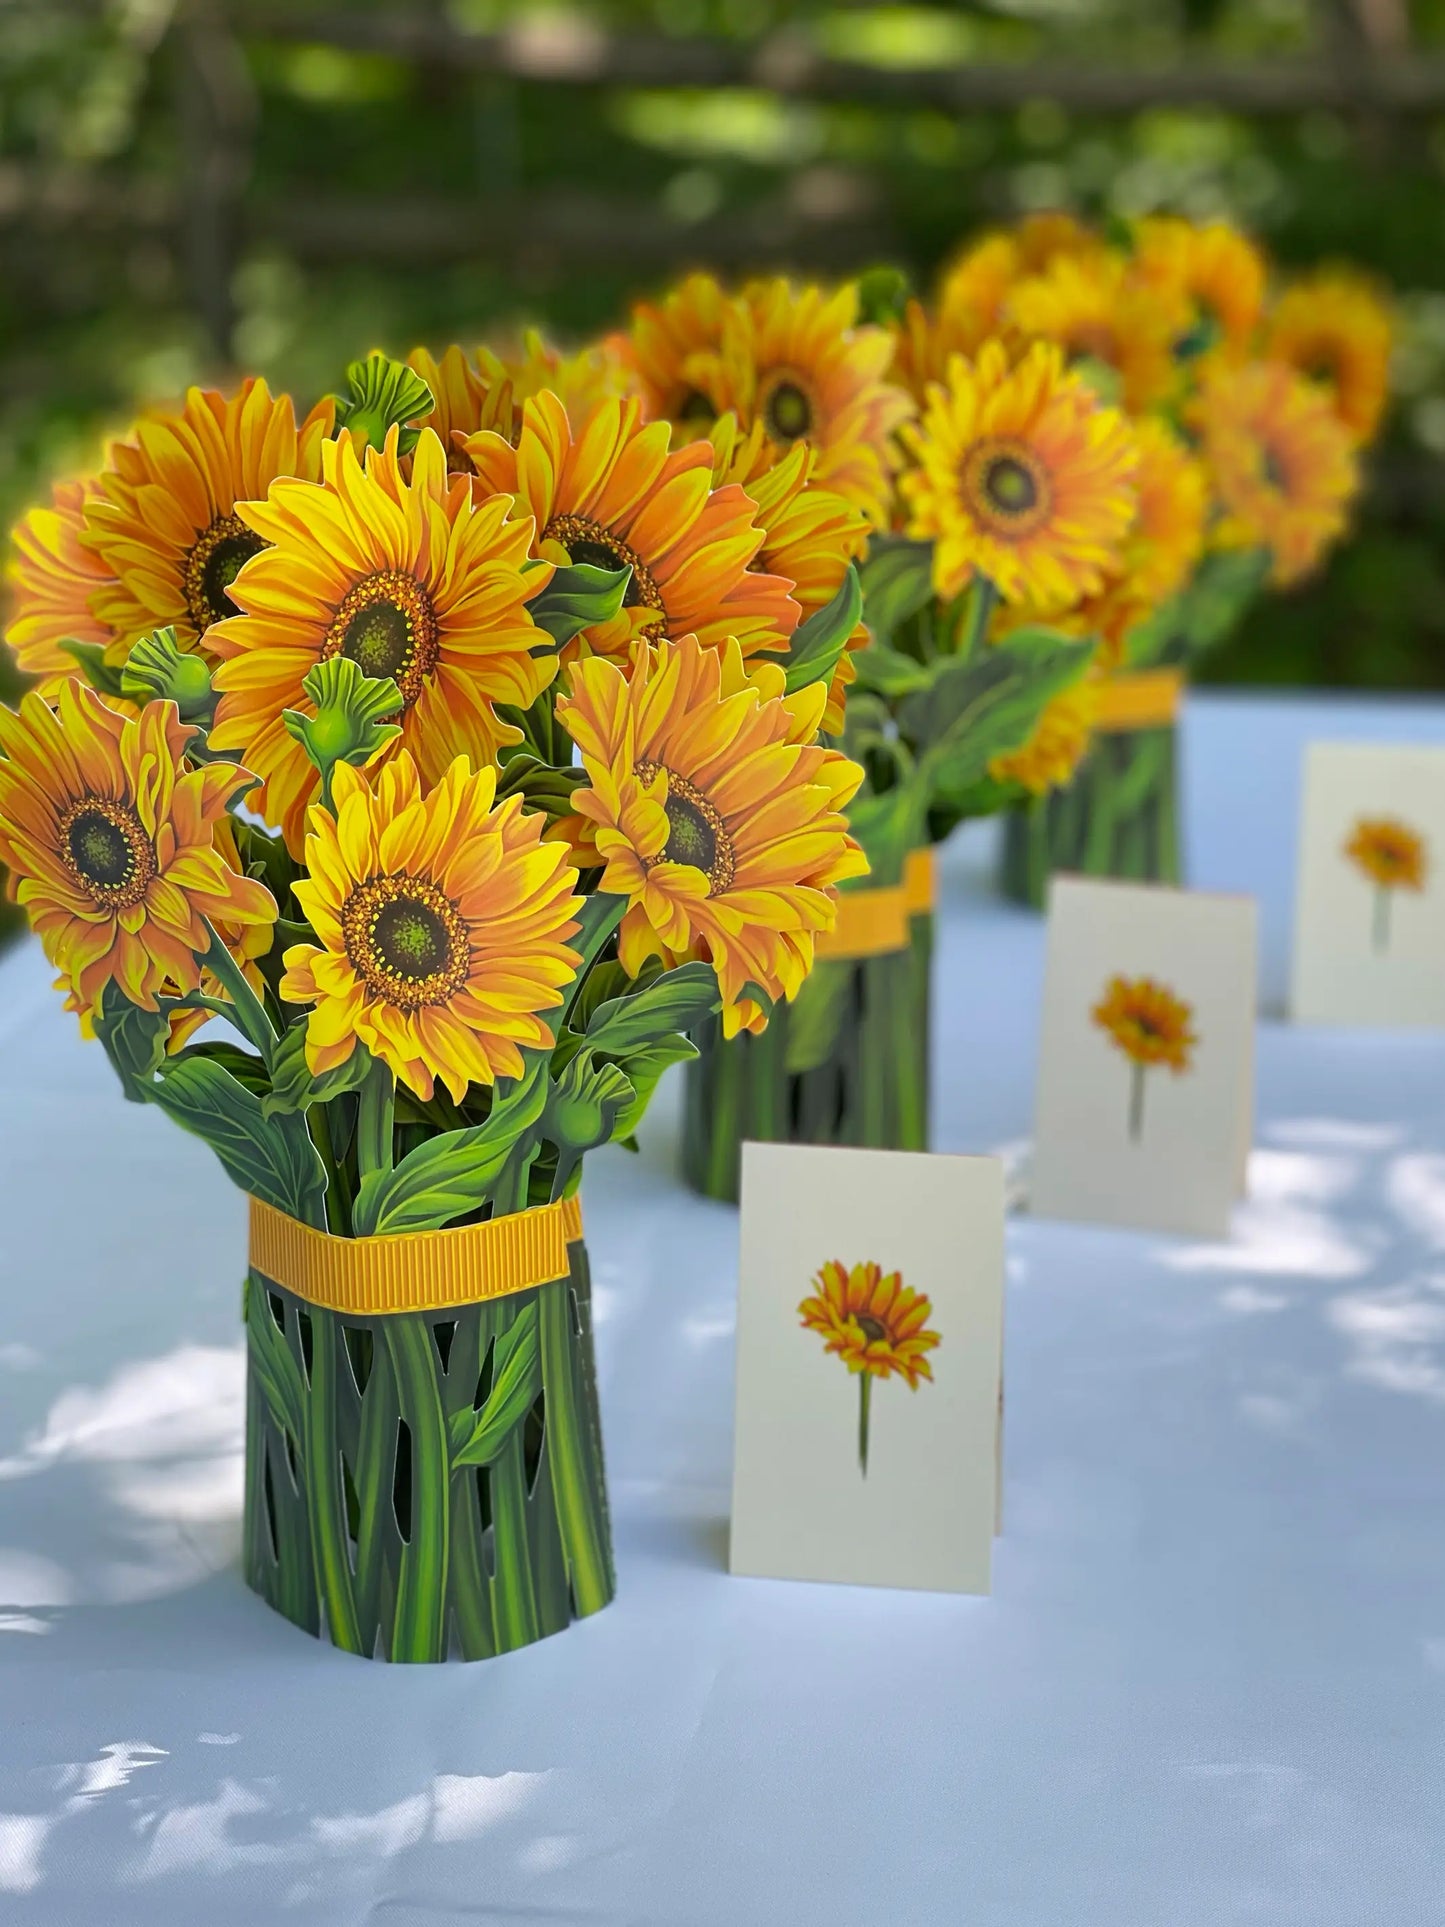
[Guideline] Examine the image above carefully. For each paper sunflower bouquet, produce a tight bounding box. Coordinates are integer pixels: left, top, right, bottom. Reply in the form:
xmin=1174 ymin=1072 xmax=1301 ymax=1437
xmin=608 ymin=271 xmax=1115 ymax=1197
xmin=891 ymin=211 xmax=1390 ymax=905
xmin=0 ymin=351 xmax=867 ymax=1661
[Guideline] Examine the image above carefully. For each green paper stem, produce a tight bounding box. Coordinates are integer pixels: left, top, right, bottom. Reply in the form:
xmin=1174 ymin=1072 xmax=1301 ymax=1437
xmin=385 ymin=1316 xmax=451 ymax=1663
xmin=1129 ymin=1062 xmax=1147 ymax=1143
xmin=858 ymin=1373 xmax=872 ymax=1478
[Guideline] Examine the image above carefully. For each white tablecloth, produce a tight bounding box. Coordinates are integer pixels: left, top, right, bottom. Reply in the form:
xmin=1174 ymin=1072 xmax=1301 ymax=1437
xmin=2 ymin=692 xmax=1444 ymax=1926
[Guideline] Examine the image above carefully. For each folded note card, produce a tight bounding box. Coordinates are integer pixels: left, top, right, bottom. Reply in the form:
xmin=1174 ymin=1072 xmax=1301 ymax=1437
xmin=731 ymin=1142 xmax=1004 ymax=1596
xmin=1030 ymin=876 xmax=1257 ymax=1238
xmin=1291 ymin=742 xmax=1445 ymax=1028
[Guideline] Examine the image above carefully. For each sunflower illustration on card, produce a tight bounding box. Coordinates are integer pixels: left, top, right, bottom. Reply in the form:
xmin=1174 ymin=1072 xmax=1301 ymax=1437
xmin=1293 ymin=744 xmax=1445 ymax=1028
xmin=1032 ymin=877 xmax=1256 ymax=1238
xmin=732 ymin=1144 xmax=1003 ymax=1596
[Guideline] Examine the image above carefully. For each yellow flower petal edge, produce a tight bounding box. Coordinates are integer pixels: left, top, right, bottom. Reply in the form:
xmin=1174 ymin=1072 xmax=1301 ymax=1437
xmin=798 ymin=1259 xmax=941 ymax=1387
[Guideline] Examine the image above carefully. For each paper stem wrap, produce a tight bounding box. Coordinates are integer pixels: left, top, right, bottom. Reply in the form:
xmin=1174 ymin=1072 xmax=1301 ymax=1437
xmin=680 ymin=847 xmax=934 ymax=1203
xmin=999 ymin=672 xmax=1183 ymax=907
xmin=243 ymin=1192 xmax=612 ymax=1662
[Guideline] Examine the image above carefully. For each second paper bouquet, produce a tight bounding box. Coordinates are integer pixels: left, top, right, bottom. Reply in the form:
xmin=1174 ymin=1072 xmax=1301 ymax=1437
xmin=0 ymin=351 xmax=866 ymax=1660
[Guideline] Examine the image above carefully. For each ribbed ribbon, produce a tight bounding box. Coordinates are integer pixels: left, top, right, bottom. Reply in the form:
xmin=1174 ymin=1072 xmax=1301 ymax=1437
xmin=814 ymin=845 xmax=937 ymax=962
xmin=1093 ymin=668 xmax=1184 ymax=733
xmin=248 ymin=1192 xmax=583 ymax=1317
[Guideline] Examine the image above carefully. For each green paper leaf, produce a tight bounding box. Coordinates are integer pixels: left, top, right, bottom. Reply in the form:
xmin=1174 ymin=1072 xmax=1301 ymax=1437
xmin=352 ymin=1054 xmax=550 ymax=1236
xmin=605 ymin=1033 xmax=697 ymax=1142
xmin=283 ymin=656 xmax=402 ymax=801
xmin=332 ymin=352 xmax=434 ymax=456
xmin=149 ymin=1053 xmax=328 ymax=1224
xmin=172 ymin=1038 xmax=271 ymax=1097
xmin=852 ymin=642 xmax=933 ymax=699
xmin=759 ymin=564 xmax=862 ymax=699
xmin=261 ymin=1024 xmax=376 ymax=1118
xmin=94 ymin=981 xmax=169 ymax=1104
xmin=527 ymin=562 xmax=633 ymax=652
xmin=60 ymin=640 xmax=126 ymax=700
xmin=908 ymin=629 xmax=1095 ymax=812
xmin=448 ymin=1306 xmax=542 ymax=1468
xmin=494 ymin=752 xmax=585 ymax=823
xmin=858 ymin=537 xmax=934 ymax=647
xmin=583 ymin=960 xmax=720 ymax=1056
xmin=782 ymin=959 xmax=853 ymax=1075
xmin=120 ymin=626 xmax=216 ymax=723
xmin=245 ymin=1282 xmax=306 ymax=1444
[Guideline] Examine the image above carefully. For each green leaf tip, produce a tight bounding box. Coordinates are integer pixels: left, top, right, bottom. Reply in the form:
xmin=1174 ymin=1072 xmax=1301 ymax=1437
xmin=121 ymin=626 xmax=217 ymax=722
xmin=760 ymin=562 xmax=863 ymax=699
xmin=528 ymin=561 xmax=633 ymax=652
xmin=333 ymin=352 xmax=435 ymax=457
xmin=59 ymin=639 xmax=126 ymax=700
xmin=856 ymin=264 xmax=911 ymax=327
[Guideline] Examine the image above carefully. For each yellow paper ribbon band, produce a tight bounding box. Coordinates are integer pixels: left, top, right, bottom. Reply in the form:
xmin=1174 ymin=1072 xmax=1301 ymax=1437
xmin=903 ymin=845 xmax=936 ymax=916
xmin=248 ymin=1192 xmax=583 ymax=1317
xmin=814 ymin=881 xmax=909 ymax=961
xmin=1092 ymin=668 xmax=1184 ymax=734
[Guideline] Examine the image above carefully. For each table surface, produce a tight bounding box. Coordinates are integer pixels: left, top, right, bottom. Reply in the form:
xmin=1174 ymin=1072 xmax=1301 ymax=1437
xmin=3 ymin=691 xmax=1445 ymax=1927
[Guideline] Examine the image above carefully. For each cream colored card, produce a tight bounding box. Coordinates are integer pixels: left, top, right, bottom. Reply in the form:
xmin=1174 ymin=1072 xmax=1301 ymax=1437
xmin=1030 ymin=876 xmax=1257 ymax=1239
xmin=730 ymin=1142 xmax=1004 ymax=1596
xmin=1291 ymin=742 xmax=1445 ymax=1028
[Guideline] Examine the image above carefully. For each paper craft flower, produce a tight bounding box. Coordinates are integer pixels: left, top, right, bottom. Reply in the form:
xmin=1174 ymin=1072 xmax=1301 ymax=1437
xmin=1265 ymin=273 xmax=1393 ymax=445
xmin=1344 ymin=814 xmax=1427 ymax=953
xmin=1196 ymin=359 xmax=1358 ymax=587
xmin=0 ymin=681 xmax=275 ymax=1016
xmin=558 ymin=632 xmax=866 ymax=1038
xmin=1091 ymin=973 xmax=1198 ymax=1142
xmin=208 ymin=427 xmax=551 ymax=852
xmin=280 ymin=749 xmax=583 ymax=1103
xmin=465 ymin=390 xmax=799 ymax=666
xmin=1131 ymin=215 xmax=1267 ymax=365
xmin=890 ymin=232 xmax=1020 ymax=401
xmin=1004 ymin=249 xmax=1179 ymax=412
xmin=5 ymin=475 xmax=124 ymax=697
xmin=899 ymin=338 xmax=1140 ymax=607
xmin=798 ymin=1259 xmax=941 ymax=1476
xmin=84 ymin=378 xmax=334 ymax=657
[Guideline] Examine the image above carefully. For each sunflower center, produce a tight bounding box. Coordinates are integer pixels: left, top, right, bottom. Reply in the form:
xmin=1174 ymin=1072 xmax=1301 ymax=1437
xmin=1260 ymin=441 xmax=1291 ymax=494
xmin=635 ymin=760 xmax=736 ymax=894
xmin=541 ymin=513 xmax=665 ymax=620
xmin=341 ymin=873 xmax=470 ymax=1011
xmin=324 ymin=570 xmax=439 ymax=706
xmin=856 ymin=1315 xmax=887 ymax=1344
xmin=962 ymin=438 xmax=1053 ymax=538
xmin=677 ymin=388 xmax=717 ymax=423
xmin=760 ymin=372 xmax=815 ymax=444
xmin=184 ymin=512 xmax=266 ymax=631
xmin=59 ymin=797 xmax=156 ymax=909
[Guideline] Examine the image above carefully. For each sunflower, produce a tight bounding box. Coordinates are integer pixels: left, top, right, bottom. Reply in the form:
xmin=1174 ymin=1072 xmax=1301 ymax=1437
xmin=1197 ymin=360 xmax=1358 ymax=586
xmin=83 ymin=379 xmax=334 ymax=659
xmin=1092 ymin=974 xmax=1197 ymax=1073
xmin=1015 ymin=210 xmax=1107 ymax=274
xmin=709 ymin=414 xmax=871 ymax=732
xmin=695 ymin=278 xmax=914 ymax=527
xmin=557 ymin=633 xmax=866 ymax=1037
xmin=900 ymin=339 xmax=1140 ymax=607
xmin=988 ymin=680 xmax=1096 ymax=796
xmin=5 ymin=475 xmax=123 ymax=696
xmin=465 ymin=390 xmax=798 ymax=666
xmin=1005 ymin=250 xmax=1179 ymax=412
xmin=798 ymin=1259 xmax=941 ymax=1389
xmin=1344 ymin=816 xmax=1426 ymax=891
xmin=208 ymin=427 xmax=552 ymax=854
xmin=0 ymin=680 xmax=274 ymax=1015
xmin=890 ymin=233 xmax=1021 ymax=403
xmin=410 ymin=332 xmax=635 ymax=462
xmin=1265 ymin=274 xmax=1393 ymax=445
xmin=1133 ymin=216 xmax=1266 ymax=366
xmin=280 ymin=750 xmax=581 ymax=1104
xmin=616 ymin=270 xmax=731 ymax=433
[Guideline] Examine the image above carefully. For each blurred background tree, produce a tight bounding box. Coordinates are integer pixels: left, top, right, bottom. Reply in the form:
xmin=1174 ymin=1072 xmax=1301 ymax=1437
xmin=5 ymin=0 xmax=1445 ymax=712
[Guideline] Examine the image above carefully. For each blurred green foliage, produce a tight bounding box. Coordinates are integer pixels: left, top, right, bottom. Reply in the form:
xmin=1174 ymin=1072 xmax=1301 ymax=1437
xmin=6 ymin=0 xmax=1445 ymax=694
